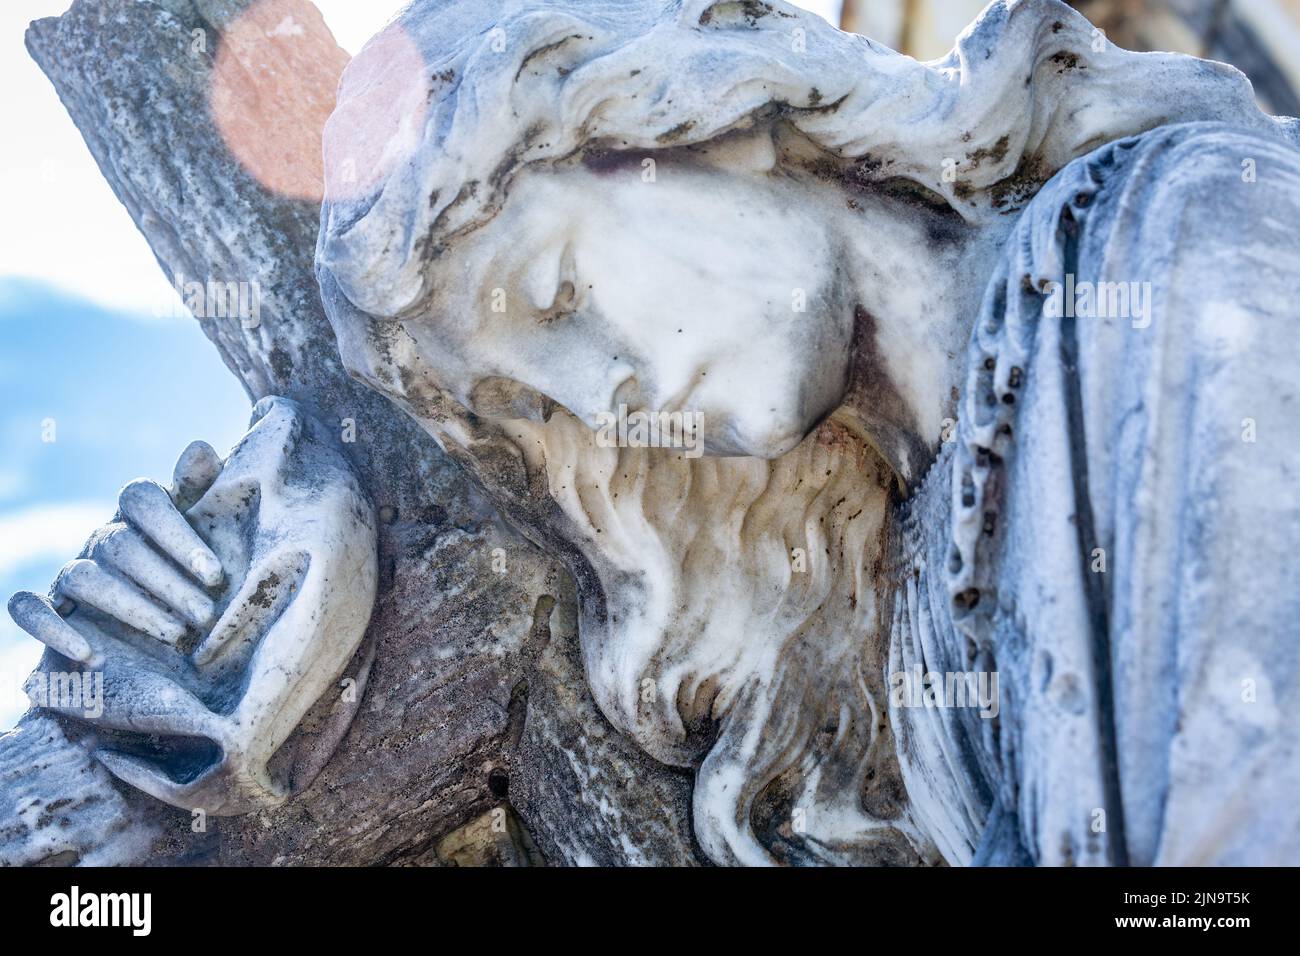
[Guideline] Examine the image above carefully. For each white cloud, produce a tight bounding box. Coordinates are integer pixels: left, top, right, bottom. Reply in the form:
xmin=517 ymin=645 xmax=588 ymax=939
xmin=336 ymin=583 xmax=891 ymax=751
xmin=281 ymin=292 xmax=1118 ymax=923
xmin=0 ymin=468 xmax=28 ymax=504
xmin=313 ymin=0 xmax=398 ymax=54
xmin=0 ymin=2 xmax=176 ymax=314
xmin=0 ymin=634 xmax=41 ymax=731
xmin=0 ymin=501 xmax=110 ymax=580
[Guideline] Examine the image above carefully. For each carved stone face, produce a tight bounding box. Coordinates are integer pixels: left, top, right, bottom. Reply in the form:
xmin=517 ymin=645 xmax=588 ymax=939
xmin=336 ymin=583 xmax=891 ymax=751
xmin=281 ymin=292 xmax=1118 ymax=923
xmin=400 ymin=141 xmax=854 ymax=459
xmin=318 ymin=0 xmax=1268 ymax=470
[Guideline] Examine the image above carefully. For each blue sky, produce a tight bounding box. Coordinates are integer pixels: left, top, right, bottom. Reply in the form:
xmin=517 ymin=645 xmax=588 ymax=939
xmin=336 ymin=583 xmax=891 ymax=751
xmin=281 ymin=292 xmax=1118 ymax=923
xmin=0 ymin=279 xmax=249 ymax=727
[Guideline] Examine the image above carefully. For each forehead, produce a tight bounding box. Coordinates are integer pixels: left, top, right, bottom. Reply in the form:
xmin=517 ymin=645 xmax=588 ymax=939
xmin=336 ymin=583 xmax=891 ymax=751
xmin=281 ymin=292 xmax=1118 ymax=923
xmin=443 ymin=155 xmax=820 ymax=267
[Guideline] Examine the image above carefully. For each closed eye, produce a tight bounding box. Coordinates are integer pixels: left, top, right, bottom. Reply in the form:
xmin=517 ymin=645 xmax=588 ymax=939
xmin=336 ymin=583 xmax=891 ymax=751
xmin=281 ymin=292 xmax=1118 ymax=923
xmin=531 ymin=238 xmax=580 ymax=326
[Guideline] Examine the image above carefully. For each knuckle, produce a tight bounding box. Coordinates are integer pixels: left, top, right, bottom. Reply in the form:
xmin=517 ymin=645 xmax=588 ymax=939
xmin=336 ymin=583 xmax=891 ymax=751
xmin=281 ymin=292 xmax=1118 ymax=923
xmin=89 ymin=523 xmax=132 ymax=560
xmin=58 ymin=557 xmax=91 ymax=582
xmin=56 ymin=558 xmax=100 ymax=594
xmin=119 ymin=478 xmax=166 ymax=509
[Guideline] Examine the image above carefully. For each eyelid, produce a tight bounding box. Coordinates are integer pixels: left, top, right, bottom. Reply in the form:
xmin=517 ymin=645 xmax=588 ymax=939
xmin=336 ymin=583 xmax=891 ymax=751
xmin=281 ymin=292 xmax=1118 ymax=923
xmin=523 ymin=238 xmax=579 ymax=314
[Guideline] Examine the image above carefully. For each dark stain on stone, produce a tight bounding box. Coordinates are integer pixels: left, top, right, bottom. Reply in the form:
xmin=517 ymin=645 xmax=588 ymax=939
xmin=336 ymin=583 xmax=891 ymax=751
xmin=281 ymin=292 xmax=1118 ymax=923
xmin=1050 ymin=50 xmax=1082 ymax=72
xmin=966 ymin=134 xmax=1011 ymax=168
xmin=656 ymin=120 xmax=697 ymax=144
xmin=269 ymin=346 xmax=294 ymax=384
xmin=699 ymin=1 xmax=773 ymax=28
xmin=845 ymin=305 xmax=932 ymax=488
xmin=515 ymin=34 xmax=584 ymax=82
xmin=990 ymin=153 xmax=1052 ymax=211
xmin=249 ymin=571 xmax=282 ymax=609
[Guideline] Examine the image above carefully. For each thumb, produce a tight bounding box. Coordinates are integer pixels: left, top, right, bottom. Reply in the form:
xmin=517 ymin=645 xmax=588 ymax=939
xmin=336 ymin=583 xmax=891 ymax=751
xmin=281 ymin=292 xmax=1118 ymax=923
xmin=170 ymin=440 xmax=224 ymax=511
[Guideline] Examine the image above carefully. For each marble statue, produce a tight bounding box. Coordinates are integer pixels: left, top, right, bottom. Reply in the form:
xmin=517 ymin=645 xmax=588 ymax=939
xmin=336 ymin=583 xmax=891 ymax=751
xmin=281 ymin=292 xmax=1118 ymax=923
xmin=6 ymin=0 xmax=1300 ymax=866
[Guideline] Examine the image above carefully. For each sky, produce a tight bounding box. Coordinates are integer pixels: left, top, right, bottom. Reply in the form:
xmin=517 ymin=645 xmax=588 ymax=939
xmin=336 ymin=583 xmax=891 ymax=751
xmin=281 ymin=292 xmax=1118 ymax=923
xmin=0 ymin=0 xmax=843 ymax=729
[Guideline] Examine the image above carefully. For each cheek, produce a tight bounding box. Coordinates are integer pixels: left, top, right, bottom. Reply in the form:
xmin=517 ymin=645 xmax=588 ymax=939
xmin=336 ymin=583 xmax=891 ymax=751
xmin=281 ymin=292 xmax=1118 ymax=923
xmin=580 ymin=241 xmax=839 ymax=379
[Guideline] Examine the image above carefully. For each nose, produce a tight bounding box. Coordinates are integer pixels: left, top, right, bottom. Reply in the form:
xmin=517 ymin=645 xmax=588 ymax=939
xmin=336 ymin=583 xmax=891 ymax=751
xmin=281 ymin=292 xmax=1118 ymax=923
xmin=701 ymin=414 xmax=809 ymax=460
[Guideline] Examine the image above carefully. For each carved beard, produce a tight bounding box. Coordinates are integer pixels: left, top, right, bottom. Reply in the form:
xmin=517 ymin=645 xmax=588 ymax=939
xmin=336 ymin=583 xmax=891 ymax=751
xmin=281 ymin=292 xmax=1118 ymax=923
xmin=323 ymin=281 xmax=940 ymax=863
xmin=493 ymin=403 xmax=939 ymax=865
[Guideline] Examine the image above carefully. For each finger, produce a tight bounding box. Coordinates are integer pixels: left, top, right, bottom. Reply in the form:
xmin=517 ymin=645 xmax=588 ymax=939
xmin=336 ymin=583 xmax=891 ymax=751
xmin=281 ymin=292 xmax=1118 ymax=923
xmin=96 ymin=747 xmax=282 ymax=815
xmin=171 ymin=440 xmax=223 ymax=511
xmin=7 ymin=591 xmax=95 ymax=664
xmin=193 ymin=550 xmax=307 ymax=667
xmin=94 ymin=750 xmax=219 ymax=811
xmin=54 ymin=559 xmax=187 ymax=645
xmin=73 ymin=665 xmax=220 ymax=737
xmin=118 ymin=479 xmax=223 ymax=588
xmin=95 ymin=528 xmax=217 ymax=629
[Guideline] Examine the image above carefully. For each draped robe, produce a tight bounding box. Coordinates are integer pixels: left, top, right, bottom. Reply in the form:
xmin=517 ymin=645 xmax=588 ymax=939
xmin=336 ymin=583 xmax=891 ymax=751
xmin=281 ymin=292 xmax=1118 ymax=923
xmin=891 ymin=121 xmax=1300 ymax=866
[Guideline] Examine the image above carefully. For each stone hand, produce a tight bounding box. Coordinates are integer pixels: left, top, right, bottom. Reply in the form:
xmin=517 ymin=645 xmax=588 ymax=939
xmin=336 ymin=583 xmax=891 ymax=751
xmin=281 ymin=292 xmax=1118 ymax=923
xmin=8 ymin=397 xmax=378 ymax=815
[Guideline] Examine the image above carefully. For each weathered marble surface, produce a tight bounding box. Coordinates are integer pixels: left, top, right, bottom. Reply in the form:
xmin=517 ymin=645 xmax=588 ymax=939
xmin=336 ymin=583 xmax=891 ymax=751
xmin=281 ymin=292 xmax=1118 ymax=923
xmin=949 ymin=122 xmax=1300 ymax=866
xmin=7 ymin=0 xmax=1300 ymax=867
xmin=890 ymin=120 xmax=1300 ymax=867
